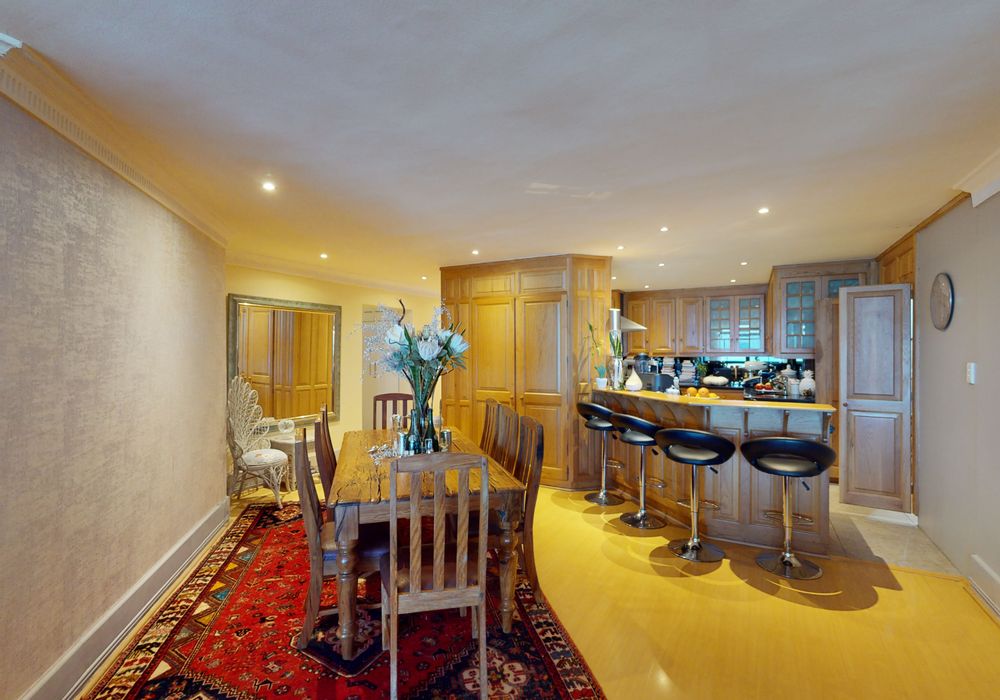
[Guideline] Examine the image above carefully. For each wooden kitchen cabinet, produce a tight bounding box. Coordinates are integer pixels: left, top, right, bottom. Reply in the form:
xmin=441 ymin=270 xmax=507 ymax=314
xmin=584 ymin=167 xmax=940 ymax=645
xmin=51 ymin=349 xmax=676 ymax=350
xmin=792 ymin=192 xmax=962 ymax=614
xmin=441 ymin=254 xmax=611 ymax=489
xmin=677 ymin=297 xmax=705 ymax=354
xmin=622 ymin=284 xmax=765 ymax=356
xmin=768 ymin=260 xmax=876 ymax=359
xmin=648 ymin=298 xmax=676 ymax=355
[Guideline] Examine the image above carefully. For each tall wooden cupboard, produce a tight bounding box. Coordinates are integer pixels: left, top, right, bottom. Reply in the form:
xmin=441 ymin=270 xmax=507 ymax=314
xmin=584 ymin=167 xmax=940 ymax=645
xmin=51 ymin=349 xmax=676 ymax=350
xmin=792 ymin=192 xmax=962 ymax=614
xmin=440 ymin=255 xmax=612 ymax=489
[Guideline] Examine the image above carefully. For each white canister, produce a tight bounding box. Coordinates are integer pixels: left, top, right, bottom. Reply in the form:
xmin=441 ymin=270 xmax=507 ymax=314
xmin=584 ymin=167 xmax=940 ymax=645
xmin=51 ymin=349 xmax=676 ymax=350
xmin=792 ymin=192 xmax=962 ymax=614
xmin=788 ymin=379 xmax=801 ymax=398
xmin=625 ymin=368 xmax=643 ymax=392
xmin=800 ymin=370 xmax=816 ymax=396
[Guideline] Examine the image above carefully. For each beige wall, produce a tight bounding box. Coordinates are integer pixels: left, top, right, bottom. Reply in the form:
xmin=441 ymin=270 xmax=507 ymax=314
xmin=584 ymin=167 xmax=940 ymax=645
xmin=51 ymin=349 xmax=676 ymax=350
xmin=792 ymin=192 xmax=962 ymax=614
xmin=225 ymin=265 xmax=440 ymax=448
xmin=916 ymin=194 xmax=1000 ymax=607
xmin=0 ymin=96 xmax=227 ymax=697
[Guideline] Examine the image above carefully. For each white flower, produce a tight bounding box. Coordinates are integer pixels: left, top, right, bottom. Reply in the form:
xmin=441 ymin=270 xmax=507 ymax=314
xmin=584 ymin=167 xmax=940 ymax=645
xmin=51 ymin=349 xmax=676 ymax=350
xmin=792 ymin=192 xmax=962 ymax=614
xmin=448 ymin=332 xmax=469 ymax=354
xmin=385 ymin=324 xmax=406 ymax=346
xmin=417 ymin=338 xmax=441 ymax=361
xmin=437 ymin=328 xmax=454 ymax=344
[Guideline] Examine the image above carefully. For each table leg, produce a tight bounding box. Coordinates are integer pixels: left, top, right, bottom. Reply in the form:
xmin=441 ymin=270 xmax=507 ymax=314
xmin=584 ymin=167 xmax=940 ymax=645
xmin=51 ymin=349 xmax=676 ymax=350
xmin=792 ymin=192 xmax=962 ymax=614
xmin=498 ymin=525 xmax=517 ymax=633
xmin=335 ymin=505 xmax=360 ymax=661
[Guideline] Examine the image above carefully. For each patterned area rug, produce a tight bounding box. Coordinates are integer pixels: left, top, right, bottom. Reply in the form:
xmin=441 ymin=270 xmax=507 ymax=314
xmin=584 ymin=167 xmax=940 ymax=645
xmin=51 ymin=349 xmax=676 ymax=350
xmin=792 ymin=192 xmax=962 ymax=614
xmin=85 ymin=504 xmax=604 ymax=699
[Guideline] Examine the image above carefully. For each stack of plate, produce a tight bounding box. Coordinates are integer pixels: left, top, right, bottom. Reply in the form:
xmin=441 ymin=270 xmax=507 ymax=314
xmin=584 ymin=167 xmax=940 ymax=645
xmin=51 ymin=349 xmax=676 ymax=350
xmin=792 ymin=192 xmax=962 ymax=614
xmin=678 ymin=360 xmax=697 ymax=384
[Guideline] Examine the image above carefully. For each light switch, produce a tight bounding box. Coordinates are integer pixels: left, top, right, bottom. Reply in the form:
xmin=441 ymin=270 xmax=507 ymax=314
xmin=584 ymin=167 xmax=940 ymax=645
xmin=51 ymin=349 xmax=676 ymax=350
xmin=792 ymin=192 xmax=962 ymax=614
xmin=967 ymin=362 xmax=977 ymax=385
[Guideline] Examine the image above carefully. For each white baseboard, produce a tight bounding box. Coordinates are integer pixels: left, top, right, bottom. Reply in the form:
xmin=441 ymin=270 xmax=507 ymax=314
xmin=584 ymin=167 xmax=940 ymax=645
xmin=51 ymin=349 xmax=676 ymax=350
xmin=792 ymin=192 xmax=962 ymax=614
xmin=970 ymin=554 xmax=1000 ymax=618
xmin=19 ymin=498 xmax=230 ymax=700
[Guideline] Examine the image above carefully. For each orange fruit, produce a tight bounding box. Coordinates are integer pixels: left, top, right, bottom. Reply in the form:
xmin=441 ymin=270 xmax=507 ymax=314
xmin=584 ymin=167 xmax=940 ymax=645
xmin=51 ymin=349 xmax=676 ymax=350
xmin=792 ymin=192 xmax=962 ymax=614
xmin=697 ymin=387 xmax=710 ymax=397
xmin=686 ymin=387 xmax=697 ymax=397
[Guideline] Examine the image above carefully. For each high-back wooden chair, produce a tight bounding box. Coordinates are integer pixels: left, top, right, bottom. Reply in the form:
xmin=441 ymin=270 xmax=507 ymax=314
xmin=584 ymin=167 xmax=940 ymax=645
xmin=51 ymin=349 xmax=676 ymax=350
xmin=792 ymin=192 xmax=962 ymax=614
xmin=480 ymin=414 xmax=545 ymax=596
xmin=381 ymin=453 xmax=490 ymax=700
xmin=294 ymin=438 xmax=390 ymax=649
xmin=373 ymin=392 xmax=413 ymax=430
xmin=314 ymin=404 xmax=336 ymax=503
xmin=492 ymin=403 xmax=520 ymax=472
xmin=480 ymin=398 xmax=500 ymax=455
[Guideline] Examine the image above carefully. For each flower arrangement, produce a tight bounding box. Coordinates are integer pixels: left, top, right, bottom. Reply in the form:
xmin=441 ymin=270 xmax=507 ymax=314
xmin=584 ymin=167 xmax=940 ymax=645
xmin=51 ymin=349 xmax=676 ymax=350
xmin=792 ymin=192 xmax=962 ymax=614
xmin=363 ymin=300 xmax=469 ymax=451
xmin=586 ymin=322 xmax=606 ymax=379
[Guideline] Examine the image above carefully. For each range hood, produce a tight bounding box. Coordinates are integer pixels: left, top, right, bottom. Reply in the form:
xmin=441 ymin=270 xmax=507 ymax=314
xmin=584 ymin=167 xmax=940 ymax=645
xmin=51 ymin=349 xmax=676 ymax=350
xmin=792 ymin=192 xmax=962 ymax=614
xmin=609 ymin=308 xmax=647 ymax=333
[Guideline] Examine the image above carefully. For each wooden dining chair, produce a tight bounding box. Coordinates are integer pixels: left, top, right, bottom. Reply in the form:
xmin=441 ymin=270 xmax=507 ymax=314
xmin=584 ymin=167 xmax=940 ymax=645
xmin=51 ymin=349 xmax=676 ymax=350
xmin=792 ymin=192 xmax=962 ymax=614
xmin=381 ymin=453 xmax=490 ymax=700
xmin=314 ymin=405 xmax=336 ymax=504
xmin=373 ymin=392 xmax=413 ymax=430
xmin=491 ymin=403 xmax=520 ymax=473
xmin=293 ymin=438 xmax=390 ymax=649
xmin=480 ymin=414 xmax=545 ymax=596
xmin=479 ymin=399 xmax=500 ymax=456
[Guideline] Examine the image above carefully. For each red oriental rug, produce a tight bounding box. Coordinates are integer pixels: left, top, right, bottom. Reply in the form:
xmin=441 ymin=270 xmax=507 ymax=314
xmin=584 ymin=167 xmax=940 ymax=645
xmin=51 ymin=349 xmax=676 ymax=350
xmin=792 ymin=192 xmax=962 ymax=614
xmin=85 ymin=504 xmax=604 ymax=699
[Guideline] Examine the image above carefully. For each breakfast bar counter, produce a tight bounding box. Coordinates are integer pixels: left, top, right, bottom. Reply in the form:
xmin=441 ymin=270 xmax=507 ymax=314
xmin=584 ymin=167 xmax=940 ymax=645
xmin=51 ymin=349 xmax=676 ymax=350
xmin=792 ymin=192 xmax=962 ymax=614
xmin=589 ymin=388 xmax=836 ymax=554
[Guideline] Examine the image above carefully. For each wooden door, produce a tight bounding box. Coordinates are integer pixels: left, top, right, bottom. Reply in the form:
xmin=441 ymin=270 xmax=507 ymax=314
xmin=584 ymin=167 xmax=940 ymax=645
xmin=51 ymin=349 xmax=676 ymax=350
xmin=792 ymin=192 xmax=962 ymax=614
xmin=516 ymin=294 xmax=568 ymax=483
xmin=471 ymin=297 xmax=516 ymax=443
xmin=677 ymin=297 xmax=704 ymax=354
xmin=440 ymin=300 xmax=472 ymax=436
xmin=238 ymin=305 xmax=275 ymax=416
xmin=839 ymin=285 xmax=912 ymax=511
xmin=625 ymin=299 xmax=649 ymax=354
xmin=815 ymin=298 xmax=841 ymax=478
xmin=649 ymin=298 xmax=676 ymax=355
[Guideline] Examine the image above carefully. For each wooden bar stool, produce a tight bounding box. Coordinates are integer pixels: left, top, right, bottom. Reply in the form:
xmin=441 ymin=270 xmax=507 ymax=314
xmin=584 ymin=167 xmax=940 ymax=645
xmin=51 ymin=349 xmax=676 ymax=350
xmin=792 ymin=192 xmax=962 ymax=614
xmin=576 ymin=402 xmax=623 ymax=506
xmin=609 ymin=413 xmax=665 ymax=529
xmin=655 ymin=428 xmax=735 ymax=562
xmin=741 ymin=437 xmax=837 ymax=580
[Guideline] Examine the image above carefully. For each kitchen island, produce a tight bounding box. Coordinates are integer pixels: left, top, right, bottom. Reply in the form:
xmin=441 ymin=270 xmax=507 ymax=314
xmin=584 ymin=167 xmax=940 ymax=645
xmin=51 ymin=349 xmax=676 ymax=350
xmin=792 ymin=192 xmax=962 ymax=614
xmin=591 ymin=387 xmax=836 ymax=554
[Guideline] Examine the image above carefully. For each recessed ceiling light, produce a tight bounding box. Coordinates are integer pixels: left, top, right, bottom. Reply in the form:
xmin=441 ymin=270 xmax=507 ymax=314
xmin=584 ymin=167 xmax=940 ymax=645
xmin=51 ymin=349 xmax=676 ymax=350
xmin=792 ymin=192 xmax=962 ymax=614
xmin=740 ymin=261 xmax=748 ymax=266
xmin=319 ymin=253 xmax=328 ymax=259
xmin=730 ymin=279 xmax=737 ymax=283
xmin=644 ymin=284 xmax=650 ymax=289
xmin=421 ymin=275 xmax=428 ymax=280
xmin=660 ymin=226 xmax=669 ymax=232
xmin=617 ymin=245 xmax=625 ymax=251
xmin=471 ymin=249 xmax=479 ymax=255
xmin=611 ymin=276 xmax=617 ymax=280
xmin=658 ymin=262 xmax=665 ymax=267
xmin=261 ymin=179 xmax=277 ymax=192
xmin=758 ymin=206 xmax=769 ymax=214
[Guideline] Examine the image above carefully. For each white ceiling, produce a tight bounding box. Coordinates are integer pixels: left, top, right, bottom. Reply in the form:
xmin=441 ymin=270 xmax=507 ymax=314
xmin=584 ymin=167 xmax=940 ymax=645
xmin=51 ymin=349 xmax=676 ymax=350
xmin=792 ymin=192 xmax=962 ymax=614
xmin=4 ymin=1 xmax=1000 ymax=292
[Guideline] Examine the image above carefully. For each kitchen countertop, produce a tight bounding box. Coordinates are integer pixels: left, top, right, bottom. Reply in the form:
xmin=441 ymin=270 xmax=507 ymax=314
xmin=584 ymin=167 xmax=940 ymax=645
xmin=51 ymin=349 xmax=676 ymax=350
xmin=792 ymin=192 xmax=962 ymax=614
xmin=594 ymin=387 xmax=836 ymax=412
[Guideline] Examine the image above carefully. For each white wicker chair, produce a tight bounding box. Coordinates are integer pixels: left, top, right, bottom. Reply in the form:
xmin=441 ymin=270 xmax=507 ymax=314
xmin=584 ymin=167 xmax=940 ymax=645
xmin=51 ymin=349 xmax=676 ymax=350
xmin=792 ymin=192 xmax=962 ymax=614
xmin=227 ymin=375 xmax=289 ymax=507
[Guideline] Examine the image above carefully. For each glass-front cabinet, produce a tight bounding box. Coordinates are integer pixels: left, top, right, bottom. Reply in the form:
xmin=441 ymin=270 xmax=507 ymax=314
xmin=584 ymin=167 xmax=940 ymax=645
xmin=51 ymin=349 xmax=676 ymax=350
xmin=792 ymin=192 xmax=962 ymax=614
xmin=736 ymin=294 xmax=765 ymax=352
xmin=705 ymin=294 xmax=765 ymax=355
xmin=780 ymin=278 xmax=818 ymax=354
xmin=707 ymin=297 xmax=733 ymax=352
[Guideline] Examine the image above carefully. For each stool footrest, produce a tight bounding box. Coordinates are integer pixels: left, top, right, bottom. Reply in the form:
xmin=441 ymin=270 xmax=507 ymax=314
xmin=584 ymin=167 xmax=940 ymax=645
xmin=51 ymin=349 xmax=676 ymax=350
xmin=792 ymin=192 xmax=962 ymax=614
xmin=606 ymin=459 xmax=624 ymax=470
xmin=762 ymin=509 xmax=814 ymax=524
xmin=646 ymin=478 xmax=666 ymax=489
xmin=677 ymin=498 xmax=720 ymax=511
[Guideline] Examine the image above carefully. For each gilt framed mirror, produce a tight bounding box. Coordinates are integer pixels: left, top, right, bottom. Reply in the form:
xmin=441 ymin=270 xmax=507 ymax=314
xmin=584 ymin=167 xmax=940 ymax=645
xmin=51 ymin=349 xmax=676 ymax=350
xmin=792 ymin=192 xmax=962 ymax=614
xmin=226 ymin=294 xmax=342 ymax=424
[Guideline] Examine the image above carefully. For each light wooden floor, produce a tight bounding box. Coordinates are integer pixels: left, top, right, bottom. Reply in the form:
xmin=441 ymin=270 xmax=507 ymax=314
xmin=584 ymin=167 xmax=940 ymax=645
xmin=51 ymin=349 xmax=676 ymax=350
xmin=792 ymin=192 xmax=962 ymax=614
xmin=83 ymin=480 xmax=1000 ymax=699
xmin=535 ymin=487 xmax=1000 ymax=700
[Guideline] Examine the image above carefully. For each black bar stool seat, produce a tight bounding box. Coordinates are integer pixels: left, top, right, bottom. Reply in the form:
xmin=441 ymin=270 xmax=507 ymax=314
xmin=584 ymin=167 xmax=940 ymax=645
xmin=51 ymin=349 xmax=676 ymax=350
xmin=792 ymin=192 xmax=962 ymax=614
xmin=741 ymin=437 xmax=837 ymax=580
xmin=655 ymin=429 xmax=736 ymax=562
xmin=609 ymin=413 xmax=665 ymax=529
xmin=576 ymin=402 xmax=623 ymax=506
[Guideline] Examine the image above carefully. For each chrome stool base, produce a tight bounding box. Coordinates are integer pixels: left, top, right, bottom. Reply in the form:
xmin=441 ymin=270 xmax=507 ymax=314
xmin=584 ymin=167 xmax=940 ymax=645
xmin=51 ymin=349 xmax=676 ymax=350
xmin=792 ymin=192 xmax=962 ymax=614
xmin=756 ymin=550 xmax=822 ymax=580
xmin=620 ymin=510 xmax=666 ymax=529
xmin=585 ymin=490 xmax=624 ymax=506
xmin=668 ymin=538 xmax=725 ymax=563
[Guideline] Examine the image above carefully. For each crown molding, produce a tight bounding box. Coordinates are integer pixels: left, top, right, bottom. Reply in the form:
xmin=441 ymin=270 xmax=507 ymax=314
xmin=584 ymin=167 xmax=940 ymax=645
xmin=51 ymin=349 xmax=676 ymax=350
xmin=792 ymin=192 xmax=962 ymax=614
xmin=954 ymin=144 xmax=1000 ymax=207
xmin=225 ymin=251 xmax=440 ymax=300
xmin=0 ymin=32 xmax=23 ymax=55
xmin=0 ymin=40 xmax=229 ymax=247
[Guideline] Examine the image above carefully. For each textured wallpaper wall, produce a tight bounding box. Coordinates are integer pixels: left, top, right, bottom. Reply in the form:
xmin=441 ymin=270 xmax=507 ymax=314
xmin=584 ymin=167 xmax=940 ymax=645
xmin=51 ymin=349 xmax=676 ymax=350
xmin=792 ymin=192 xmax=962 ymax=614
xmin=0 ymin=96 xmax=227 ymax=697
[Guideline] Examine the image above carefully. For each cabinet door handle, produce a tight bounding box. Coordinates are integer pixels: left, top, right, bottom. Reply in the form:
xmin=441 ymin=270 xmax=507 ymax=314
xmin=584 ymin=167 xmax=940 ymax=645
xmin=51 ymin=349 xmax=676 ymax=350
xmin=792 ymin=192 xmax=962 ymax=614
xmin=842 ymin=402 xmax=848 ymax=407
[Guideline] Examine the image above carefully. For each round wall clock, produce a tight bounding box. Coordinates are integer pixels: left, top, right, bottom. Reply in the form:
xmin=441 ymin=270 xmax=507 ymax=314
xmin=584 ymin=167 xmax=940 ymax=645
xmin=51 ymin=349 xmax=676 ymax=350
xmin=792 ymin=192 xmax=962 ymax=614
xmin=930 ymin=272 xmax=954 ymax=330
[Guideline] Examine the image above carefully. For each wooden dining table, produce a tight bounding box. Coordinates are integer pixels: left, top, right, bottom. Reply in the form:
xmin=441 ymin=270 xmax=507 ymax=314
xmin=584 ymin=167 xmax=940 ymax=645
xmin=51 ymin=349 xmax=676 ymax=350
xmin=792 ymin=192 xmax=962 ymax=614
xmin=327 ymin=427 xmax=526 ymax=661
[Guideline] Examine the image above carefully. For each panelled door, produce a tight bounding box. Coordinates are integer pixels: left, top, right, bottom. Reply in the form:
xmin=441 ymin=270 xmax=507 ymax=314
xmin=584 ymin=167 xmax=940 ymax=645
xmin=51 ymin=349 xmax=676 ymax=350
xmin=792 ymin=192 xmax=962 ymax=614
xmin=516 ymin=293 xmax=568 ymax=483
xmin=471 ymin=296 xmax=516 ymax=443
xmin=439 ymin=301 xmax=472 ymax=436
xmin=839 ymin=284 xmax=912 ymax=512
xmin=649 ymin=298 xmax=676 ymax=355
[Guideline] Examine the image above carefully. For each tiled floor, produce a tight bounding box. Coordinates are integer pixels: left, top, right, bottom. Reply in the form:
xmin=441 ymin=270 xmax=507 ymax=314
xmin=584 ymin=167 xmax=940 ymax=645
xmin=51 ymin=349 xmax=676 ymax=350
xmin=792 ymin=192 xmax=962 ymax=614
xmin=827 ymin=483 xmax=958 ymax=574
